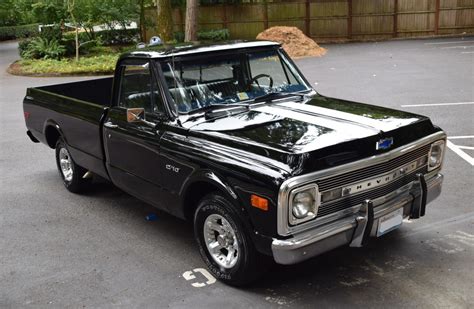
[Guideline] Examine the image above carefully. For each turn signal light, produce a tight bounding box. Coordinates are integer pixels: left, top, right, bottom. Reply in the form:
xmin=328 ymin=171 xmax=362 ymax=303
xmin=250 ymin=194 xmax=268 ymax=211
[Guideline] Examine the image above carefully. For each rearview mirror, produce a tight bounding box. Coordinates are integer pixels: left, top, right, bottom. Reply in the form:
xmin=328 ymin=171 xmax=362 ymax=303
xmin=127 ymin=108 xmax=145 ymax=123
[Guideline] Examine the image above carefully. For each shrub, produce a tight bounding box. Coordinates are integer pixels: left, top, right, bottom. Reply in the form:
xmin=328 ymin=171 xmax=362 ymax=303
xmin=173 ymin=31 xmax=185 ymax=43
xmin=62 ymin=29 xmax=139 ymax=46
xmin=62 ymin=31 xmax=91 ymax=42
xmin=22 ymin=37 xmax=66 ymax=60
xmin=39 ymin=24 xmax=62 ymax=41
xmin=198 ymin=29 xmax=230 ymax=41
xmin=61 ymin=37 xmax=99 ymax=57
xmin=173 ymin=29 xmax=230 ymax=43
xmin=98 ymin=28 xmax=139 ymax=45
xmin=0 ymin=24 xmax=39 ymax=41
xmin=18 ymin=38 xmax=34 ymax=57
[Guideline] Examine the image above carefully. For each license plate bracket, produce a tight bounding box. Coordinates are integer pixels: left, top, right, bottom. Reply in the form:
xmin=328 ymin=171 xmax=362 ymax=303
xmin=377 ymin=208 xmax=403 ymax=237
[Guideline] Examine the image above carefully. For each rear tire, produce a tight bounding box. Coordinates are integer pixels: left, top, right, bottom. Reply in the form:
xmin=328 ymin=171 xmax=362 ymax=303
xmin=194 ymin=193 xmax=268 ymax=286
xmin=55 ymin=138 xmax=90 ymax=193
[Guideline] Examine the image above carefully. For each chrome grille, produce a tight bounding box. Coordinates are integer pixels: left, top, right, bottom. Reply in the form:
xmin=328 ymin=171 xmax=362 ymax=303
xmin=314 ymin=144 xmax=431 ymax=219
xmin=316 ymin=144 xmax=431 ymax=192
xmin=316 ymin=166 xmax=427 ymax=218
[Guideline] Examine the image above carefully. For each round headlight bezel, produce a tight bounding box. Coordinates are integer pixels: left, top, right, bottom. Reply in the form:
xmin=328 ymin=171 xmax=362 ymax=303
xmin=288 ymin=184 xmax=320 ymax=225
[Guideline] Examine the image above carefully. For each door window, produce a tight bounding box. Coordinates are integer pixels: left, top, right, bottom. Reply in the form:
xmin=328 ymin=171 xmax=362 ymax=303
xmin=118 ymin=62 xmax=164 ymax=114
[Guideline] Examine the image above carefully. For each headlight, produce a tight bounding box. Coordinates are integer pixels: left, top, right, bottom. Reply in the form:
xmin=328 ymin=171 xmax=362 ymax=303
xmin=292 ymin=191 xmax=314 ymax=218
xmin=289 ymin=184 xmax=320 ymax=225
xmin=428 ymin=140 xmax=445 ymax=171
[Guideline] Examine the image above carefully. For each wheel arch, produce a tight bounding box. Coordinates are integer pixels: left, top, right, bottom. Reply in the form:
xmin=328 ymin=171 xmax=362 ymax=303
xmin=181 ymin=171 xmax=243 ymax=222
xmin=43 ymin=120 xmax=64 ymax=149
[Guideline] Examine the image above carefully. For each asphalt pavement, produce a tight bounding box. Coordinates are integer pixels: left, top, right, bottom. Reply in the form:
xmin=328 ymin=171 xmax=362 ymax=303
xmin=1 ymin=37 xmax=473 ymax=308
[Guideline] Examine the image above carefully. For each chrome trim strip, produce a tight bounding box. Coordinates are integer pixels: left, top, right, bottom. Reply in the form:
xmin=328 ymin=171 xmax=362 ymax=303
xmin=272 ymin=216 xmax=356 ymax=250
xmin=277 ymin=131 xmax=447 ymax=236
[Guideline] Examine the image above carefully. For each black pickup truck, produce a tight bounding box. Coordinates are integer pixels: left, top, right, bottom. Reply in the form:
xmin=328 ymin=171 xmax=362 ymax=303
xmin=23 ymin=41 xmax=446 ymax=285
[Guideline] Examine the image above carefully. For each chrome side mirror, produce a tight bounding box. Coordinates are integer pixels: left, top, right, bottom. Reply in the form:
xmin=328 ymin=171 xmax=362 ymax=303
xmin=126 ymin=108 xmax=145 ymax=123
xmin=126 ymin=108 xmax=156 ymax=128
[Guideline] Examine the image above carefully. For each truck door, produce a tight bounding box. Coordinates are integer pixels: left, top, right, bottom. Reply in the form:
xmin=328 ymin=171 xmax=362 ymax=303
xmin=103 ymin=59 xmax=167 ymax=209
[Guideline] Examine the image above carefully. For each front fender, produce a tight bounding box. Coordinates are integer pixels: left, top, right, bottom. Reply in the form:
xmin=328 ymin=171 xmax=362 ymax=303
xmin=180 ymin=169 xmax=240 ymax=211
xmin=179 ymin=169 xmax=275 ymax=255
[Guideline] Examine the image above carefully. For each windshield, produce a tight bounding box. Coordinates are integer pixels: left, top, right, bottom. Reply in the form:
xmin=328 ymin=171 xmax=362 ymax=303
xmin=160 ymin=49 xmax=310 ymax=113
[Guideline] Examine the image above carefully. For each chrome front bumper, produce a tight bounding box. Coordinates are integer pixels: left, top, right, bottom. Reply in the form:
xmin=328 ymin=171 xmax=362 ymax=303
xmin=271 ymin=172 xmax=443 ymax=265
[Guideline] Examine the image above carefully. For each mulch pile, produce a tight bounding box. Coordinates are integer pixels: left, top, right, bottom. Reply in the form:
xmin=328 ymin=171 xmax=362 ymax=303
xmin=256 ymin=26 xmax=326 ymax=58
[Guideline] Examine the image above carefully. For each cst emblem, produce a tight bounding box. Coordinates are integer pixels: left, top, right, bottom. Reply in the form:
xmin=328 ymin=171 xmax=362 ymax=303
xmin=376 ymin=137 xmax=394 ymax=150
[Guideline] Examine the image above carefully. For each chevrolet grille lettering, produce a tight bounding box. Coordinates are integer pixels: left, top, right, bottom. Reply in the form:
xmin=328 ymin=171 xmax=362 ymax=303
xmin=336 ymin=156 xmax=426 ymax=197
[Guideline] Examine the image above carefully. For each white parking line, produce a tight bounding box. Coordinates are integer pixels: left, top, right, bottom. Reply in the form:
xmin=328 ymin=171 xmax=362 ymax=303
xmin=447 ymin=140 xmax=474 ymax=166
xmin=401 ymin=102 xmax=474 ymax=107
xmin=424 ymin=40 xmax=474 ymax=45
xmin=461 ymin=51 xmax=474 ymax=54
xmin=402 ymin=211 xmax=474 ymax=237
xmin=446 ymin=135 xmax=474 ymax=139
xmin=441 ymin=45 xmax=474 ymax=49
xmin=458 ymin=146 xmax=474 ymax=150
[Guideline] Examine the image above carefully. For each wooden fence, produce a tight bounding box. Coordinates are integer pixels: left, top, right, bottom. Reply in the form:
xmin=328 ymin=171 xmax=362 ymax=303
xmin=145 ymin=0 xmax=474 ymax=42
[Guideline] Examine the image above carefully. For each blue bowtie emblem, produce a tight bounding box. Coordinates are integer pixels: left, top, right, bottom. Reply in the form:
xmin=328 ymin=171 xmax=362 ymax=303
xmin=376 ymin=138 xmax=394 ymax=150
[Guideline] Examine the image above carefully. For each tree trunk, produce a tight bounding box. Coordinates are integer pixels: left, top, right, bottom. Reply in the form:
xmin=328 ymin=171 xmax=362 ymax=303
xmin=75 ymin=25 xmax=79 ymax=62
xmin=139 ymin=0 xmax=146 ymax=42
xmin=67 ymin=0 xmax=79 ymax=61
xmin=185 ymin=0 xmax=198 ymax=42
xmin=156 ymin=0 xmax=173 ymax=42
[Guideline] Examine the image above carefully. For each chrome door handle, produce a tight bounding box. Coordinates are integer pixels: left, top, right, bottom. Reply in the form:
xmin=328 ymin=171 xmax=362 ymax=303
xmin=104 ymin=121 xmax=118 ymax=129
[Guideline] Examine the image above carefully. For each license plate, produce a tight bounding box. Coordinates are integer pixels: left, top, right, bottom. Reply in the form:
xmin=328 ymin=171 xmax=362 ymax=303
xmin=377 ymin=208 xmax=404 ymax=237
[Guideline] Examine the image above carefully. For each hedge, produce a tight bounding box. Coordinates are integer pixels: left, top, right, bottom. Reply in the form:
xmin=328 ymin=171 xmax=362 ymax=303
xmin=0 ymin=24 xmax=39 ymax=41
xmin=173 ymin=29 xmax=230 ymax=43
xmin=63 ymin=28 xmax=139 ymax=45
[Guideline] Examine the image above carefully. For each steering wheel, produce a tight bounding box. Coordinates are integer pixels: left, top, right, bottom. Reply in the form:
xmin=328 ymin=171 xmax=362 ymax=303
xmin=250 ymin=74 xmax=273 ymax=90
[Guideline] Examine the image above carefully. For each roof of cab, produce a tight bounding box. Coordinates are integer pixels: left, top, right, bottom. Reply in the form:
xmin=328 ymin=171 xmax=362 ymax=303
xmin=120 ymin=40 xmax=281 ymax=60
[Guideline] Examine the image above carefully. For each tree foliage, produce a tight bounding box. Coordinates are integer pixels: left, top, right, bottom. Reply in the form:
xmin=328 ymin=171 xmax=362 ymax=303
xmin=31 ymin=0 xmax=68 ymax=24
xmin=2 ymin=0 xmax=142 ymax=29
xmin=0 ymin=0 xmax=37 ymax=26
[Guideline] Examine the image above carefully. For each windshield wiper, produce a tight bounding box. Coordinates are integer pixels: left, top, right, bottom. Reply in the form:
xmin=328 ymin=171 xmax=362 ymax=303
xmin=253 ymin=91 xmax=308 ymax=104
xmin=181 ymin=102 xmax=251 ymax=124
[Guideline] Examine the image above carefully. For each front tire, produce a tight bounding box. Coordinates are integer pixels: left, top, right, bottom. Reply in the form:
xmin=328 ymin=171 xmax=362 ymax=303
xmin=55 ymin=138 xmax=89 ymax=193
xmin=194 ymin=193 xmax=267 ymax=286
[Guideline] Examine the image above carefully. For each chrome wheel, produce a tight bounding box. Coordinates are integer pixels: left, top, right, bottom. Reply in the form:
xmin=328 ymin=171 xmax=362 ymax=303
xmin=59 ymin=147 xmax=73 ymax=182
xmin=203 ymin=214 xmax=240 ymax=269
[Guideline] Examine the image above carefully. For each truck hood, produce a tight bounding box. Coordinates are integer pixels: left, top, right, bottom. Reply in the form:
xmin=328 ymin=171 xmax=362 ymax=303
xmin=185 ymin=95 xmax=436 ymax=174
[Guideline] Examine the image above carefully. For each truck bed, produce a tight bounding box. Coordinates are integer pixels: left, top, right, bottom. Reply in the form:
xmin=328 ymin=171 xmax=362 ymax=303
xmin=24 ymin=77 xmax=113 ymax=179
xmin=35 ymin=77 xmax=113 ymax=106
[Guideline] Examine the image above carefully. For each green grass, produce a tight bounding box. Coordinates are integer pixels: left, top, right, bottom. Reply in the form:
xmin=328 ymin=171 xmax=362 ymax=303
xmin=16 ymin=54 xmax=119 ymax=75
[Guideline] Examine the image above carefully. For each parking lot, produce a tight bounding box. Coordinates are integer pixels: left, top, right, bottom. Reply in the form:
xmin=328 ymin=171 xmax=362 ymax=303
xmin=1 ymin=37 xmax=473 ymax=308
